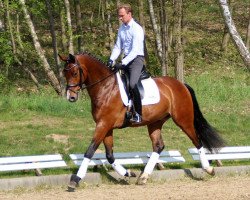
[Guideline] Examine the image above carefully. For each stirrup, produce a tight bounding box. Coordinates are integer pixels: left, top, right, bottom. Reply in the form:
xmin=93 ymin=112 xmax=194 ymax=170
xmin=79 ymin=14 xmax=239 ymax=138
xmin=130 ymin=113 xmax=142 ymax=123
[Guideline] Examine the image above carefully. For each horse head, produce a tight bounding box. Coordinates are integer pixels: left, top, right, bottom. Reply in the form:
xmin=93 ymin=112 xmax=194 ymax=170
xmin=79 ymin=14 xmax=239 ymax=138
xmin=59 ymin=54 xmax=87 ymax=102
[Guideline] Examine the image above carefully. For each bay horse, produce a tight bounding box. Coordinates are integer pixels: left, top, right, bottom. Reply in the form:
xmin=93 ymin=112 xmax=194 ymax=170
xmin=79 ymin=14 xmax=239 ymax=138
xmin=59 ymin=53 xmax=224 ymax=191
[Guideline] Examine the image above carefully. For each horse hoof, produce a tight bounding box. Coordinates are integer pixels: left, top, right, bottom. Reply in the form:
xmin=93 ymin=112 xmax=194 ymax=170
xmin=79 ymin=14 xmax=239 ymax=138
xmin=125 ymin=169 xmax=137 ymax=177
xmin=67 ymin=174 xmax=81 ymax=192
xmin=205 ymin=166 xmax=215 ymax=176
xmin=136 ymin=173 xmax=149 ymax=185
xmin=67 ymin=181 xmax=77 ymax=192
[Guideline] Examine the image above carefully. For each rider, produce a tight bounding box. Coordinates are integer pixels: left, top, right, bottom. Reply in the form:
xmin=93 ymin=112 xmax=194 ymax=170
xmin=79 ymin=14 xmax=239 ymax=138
xmin=107 ymin=3 xmax=145 ymax=123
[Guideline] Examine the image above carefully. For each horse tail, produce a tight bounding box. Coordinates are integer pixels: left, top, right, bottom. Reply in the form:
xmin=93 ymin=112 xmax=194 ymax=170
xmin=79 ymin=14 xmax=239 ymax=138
xmin=184 ymin=84 xmax=225 ymax=152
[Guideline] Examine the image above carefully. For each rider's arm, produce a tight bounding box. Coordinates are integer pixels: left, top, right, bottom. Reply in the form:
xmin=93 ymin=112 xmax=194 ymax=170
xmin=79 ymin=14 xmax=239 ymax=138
xmin=110 ymin=30 xmax=122 ymax=62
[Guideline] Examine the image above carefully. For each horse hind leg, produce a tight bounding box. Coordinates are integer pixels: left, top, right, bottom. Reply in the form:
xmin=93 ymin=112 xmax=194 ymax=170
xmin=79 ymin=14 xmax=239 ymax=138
xmin=137 ymin=120 xmax=165 ymax=185
xmin=172 ymin=116 xmax=214 ymax=175
xmin=180 ymin=84 xmax=225 ymax=175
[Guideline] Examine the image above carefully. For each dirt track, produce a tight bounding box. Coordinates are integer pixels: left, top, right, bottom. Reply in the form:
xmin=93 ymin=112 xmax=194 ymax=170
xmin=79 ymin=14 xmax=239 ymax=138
xmin=0 ymin=175 xmax=249 ymax=200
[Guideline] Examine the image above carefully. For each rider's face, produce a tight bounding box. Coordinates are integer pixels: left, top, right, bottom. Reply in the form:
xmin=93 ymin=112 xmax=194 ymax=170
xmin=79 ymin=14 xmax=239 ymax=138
xmin=118 ymin=8 xmax=132 ymax=25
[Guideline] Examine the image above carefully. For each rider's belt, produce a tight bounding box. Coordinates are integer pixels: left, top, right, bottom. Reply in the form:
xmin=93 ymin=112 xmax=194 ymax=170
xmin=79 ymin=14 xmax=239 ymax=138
xmin=123 ymin=55 xmax=144 ymax=59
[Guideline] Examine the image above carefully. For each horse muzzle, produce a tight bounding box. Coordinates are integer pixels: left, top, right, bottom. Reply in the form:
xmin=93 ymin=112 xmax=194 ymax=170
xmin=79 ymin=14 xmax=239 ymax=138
xmin=67 ymin=89 xmax=79 ymax=102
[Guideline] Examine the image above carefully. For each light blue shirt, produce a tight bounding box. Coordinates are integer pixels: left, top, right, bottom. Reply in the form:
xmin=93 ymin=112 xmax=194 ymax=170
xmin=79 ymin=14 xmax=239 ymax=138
xmin=110 ymin=18 xmax=144 ymax=66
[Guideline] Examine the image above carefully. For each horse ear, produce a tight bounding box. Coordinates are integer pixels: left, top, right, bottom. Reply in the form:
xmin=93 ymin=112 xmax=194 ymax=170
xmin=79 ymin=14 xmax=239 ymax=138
xmin=58 ymin=54 xmax=68 ymax=62
xmin=68 ymin=54 xmax=75 ymax=63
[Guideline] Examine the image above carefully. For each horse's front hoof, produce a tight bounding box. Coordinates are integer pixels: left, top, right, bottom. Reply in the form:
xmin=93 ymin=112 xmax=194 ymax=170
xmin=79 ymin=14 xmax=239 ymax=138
xmin=204 ymin=166 xmax=215 ymax=176
xmin=136 ymin=173 xmax=149 ymax=185
xmin=125 ymin=169 xmax=137 ymax=177
xmin=67 ymin=181 xmax=77 ymax=192
xmin=67 ymin=174 xmax=81 ymax=192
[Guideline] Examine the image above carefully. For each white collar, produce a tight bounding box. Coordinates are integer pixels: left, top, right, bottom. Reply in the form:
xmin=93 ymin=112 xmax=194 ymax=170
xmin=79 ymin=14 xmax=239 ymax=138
xmin=123 ymin=18 xmax=134 ymax=28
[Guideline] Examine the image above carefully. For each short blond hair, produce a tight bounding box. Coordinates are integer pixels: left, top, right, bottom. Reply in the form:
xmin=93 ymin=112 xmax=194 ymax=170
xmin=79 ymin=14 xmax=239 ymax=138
xmin=117 ymin=3 xmax=133 ymax=14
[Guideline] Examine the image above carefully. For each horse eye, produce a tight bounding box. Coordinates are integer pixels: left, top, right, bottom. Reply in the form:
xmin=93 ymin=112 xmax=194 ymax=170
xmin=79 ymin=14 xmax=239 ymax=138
xmin=72 ymin=72 xmax=78 ymax=77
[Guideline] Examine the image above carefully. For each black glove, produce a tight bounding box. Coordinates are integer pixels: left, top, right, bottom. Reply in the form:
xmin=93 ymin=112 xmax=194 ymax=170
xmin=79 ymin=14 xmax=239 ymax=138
xmin=106 ymin=59 xmax=113 ymax=69
xmin=114 ymin=63 xmax=125 ymax=70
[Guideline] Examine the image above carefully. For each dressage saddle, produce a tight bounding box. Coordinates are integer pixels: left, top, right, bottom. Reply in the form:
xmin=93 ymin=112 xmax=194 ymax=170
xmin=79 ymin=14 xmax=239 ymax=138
xmin=119 ymin=66 xmax=151 ymax=127
xmin=120 ymin=65 xmax=151 ymax=100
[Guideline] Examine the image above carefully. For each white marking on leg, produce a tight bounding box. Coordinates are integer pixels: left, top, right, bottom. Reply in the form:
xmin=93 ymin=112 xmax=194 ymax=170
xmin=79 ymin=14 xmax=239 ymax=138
xmin=144 ymin=152 xmax=160 ymax=174
xmin=76 ymin=157 xmax=90 ymax=179
xmin=198 ymin=147 xmax=210 ymax=169
xmin=111 ymin=160 xmax=127 ymax=176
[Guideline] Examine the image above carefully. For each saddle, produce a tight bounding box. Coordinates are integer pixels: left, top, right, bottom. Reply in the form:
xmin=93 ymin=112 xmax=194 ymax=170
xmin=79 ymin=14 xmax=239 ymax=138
xmin=120 ymin=66 xmax=151 ymax=100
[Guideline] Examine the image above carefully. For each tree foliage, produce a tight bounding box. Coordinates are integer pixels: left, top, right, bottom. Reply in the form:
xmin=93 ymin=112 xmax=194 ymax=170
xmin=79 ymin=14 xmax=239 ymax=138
xmin=0 ymin=0 xmax=249 ymax=94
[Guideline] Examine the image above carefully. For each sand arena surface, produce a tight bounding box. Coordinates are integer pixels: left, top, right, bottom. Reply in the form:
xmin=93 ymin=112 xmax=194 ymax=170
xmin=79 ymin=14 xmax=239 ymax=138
xmin=0 ymin=175 xmax=249 ymax=200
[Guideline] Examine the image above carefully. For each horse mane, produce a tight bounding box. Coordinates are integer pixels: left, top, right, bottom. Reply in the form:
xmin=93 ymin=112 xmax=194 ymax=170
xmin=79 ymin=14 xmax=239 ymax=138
xmin=77 ymin=52 xmax=107 ymax=66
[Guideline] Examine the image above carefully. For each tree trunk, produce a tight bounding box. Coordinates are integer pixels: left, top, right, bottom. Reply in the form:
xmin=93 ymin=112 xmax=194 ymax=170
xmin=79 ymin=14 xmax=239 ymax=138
xmin=138 ymin=0 xmax=149 ymax=66
xmin=45 ymin=0 xmax=66 ymax=94
xmin=11 ymin=10 xmax=40 ymax=89
xmin=106 ymin=0 xmax=114 ymax=50
xmin=0 ymin=0 xmax=6 ymax=31
xmin=15 ymin=56 xmax=42 ymax=89
xmin=5 ymin=0 xmax=16 ymax=55
xmin=45 ymin=0 xmax=61 ymax=74
xmin=173 ymin=0 xmax=184 ymax=83
xmin=98 ymin=0 xmax=102 ymax=19
xmin=16 ymin=14 xmax=24 ymax=50
xmin=138 ymin=0 xmax=145 ymax=31
xmin=15 ymin=13 xmax=41 ymax=89
xmin=60 ymin=5 xmax=67 ymax=52
xmin=159 ymin=0 xmax=168 ymax=76
xmin=74 ymin=0 xmax=84 ymax=52
xmin=101 ymin=0 xmax=105 ymax=21
xmin=64 ymin=0 xmax=74 ymax=54
xmin=0 ymin=19 xmax=4 ymax=31
xmin=221 ymin=26 xmax=231 ymax=52
xmin=90 ymin=11 xmax=94 ymax=33
xmin=4 ymin=0 xmax=16 ymax=76
xmin=19 ymin=0 xmax=62 ymax=95
xmin=221 ymin=0 xmax=233 ymax=52
xmin=218 ymin=0 xmax=250 ymax=69
xmin=116 ymin=0 xmax=122 ymax=26
xmin=246 ymin=6 xmax=250 ymax=50
xmin=148 ymin=0 xmax=162 ymax=61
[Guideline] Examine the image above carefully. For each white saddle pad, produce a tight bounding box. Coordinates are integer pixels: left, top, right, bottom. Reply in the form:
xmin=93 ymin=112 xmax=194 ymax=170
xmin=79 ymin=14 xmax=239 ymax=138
xmin=116 ymin=72 xmax=160 ymax=106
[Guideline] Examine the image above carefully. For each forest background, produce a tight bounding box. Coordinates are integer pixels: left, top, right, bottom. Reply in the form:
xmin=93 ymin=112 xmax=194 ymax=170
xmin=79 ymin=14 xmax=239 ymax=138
xmin=0 ymin=0 xmax=249 ymax=175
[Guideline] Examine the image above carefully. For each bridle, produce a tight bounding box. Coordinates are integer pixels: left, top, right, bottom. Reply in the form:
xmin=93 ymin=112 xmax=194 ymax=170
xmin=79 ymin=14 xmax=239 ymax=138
xmin=64 ymin=62 xmax=84 ymax=94
xmin=64 ymin=60 xmax=116 ymax=93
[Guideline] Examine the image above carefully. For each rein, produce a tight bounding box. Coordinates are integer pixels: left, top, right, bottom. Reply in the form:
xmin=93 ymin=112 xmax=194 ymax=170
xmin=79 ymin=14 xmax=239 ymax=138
xmin=81 ymin=70 xmax=117 ymax=90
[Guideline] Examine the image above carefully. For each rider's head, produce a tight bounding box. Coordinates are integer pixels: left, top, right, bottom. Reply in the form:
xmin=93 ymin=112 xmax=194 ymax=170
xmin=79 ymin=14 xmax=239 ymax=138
xmin=117 ymin=4 xmax=133 ymax=25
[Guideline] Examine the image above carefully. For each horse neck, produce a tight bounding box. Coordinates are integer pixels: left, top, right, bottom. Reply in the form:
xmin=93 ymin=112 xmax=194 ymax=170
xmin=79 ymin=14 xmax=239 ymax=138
xmin=78 ymin=54 xmax=116 ymax=99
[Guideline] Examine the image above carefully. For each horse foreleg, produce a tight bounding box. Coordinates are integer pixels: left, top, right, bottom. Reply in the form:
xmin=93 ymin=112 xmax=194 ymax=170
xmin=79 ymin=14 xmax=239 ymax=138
xmin=103 ymin=131 xmax=136 ymax=177
xmin=68 ymin=142 xmax=98 ymax=192
xmin=68 ymin=126 xmax=108 ymax=192
xmin=137 ymin=121 xmax=165 ymax=185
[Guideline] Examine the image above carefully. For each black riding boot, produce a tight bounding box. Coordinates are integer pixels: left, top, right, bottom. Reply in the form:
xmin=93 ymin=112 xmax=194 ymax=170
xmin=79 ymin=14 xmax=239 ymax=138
xmin=130 ymin=86 xmax=142 ymax=123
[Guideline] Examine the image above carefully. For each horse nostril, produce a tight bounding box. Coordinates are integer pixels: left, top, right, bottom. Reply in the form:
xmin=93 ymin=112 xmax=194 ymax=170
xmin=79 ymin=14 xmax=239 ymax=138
xmin=69 ymin=96 xmax=76 ymax=102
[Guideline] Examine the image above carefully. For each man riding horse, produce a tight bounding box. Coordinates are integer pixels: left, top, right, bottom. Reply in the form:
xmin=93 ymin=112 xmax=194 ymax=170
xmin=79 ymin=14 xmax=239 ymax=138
xmin=59 ymin=3 xmax=224 ymax=193
xmin=107 ymin=4 xmax=144 ymax=123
